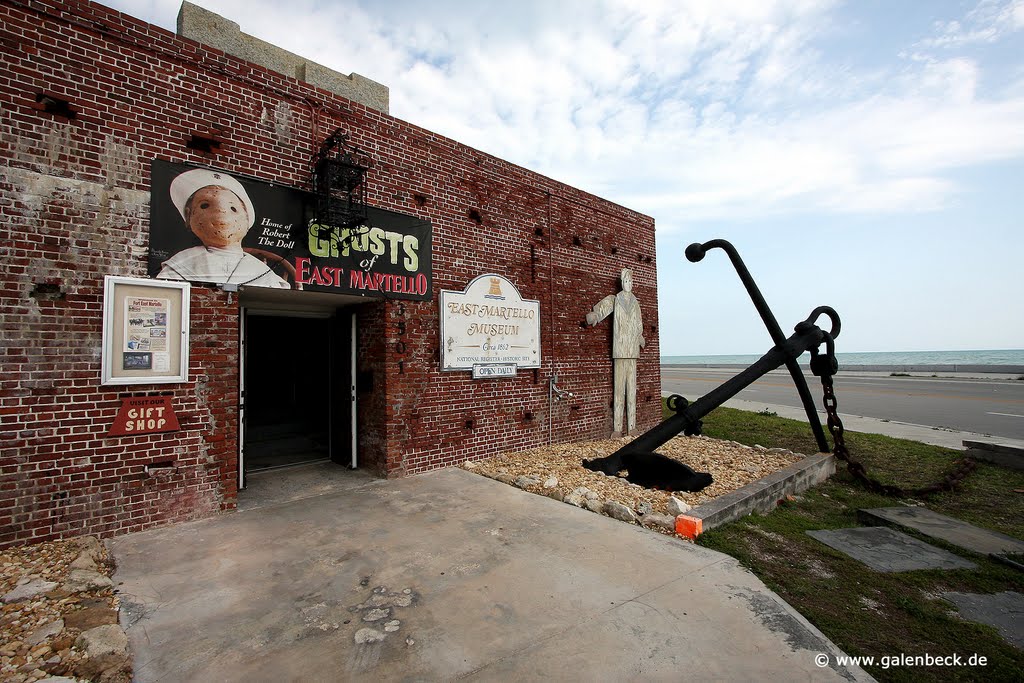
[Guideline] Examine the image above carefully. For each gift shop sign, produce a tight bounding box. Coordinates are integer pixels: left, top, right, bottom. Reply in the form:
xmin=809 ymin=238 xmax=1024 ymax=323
xmin=441 ymin=274 xmax=540 ymax=372
xmin=108 ymin=396 xmax=180 ymax=436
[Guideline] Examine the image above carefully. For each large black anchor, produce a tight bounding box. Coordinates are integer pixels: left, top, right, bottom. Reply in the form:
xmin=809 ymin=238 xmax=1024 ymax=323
xmin=584 ymin=239 xmax=840 ymax=492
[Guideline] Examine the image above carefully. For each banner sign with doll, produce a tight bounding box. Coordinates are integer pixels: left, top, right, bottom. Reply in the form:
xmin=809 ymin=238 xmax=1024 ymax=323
xmin=147 ymin=160 xmax=433 ymax=300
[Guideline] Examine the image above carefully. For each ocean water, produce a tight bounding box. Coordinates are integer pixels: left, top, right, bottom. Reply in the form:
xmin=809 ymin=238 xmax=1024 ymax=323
xmin=661 ymin=349 xmax=1024 ymax=367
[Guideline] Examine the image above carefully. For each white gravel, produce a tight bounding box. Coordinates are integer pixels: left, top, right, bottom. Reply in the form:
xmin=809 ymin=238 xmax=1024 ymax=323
xmin=462 ymin=434 xmax=806 ymax=518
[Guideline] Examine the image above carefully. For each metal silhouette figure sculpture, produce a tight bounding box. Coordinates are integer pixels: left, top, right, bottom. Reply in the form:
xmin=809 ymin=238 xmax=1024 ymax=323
xmin=586 ymin=268 xmax=645 ymax=435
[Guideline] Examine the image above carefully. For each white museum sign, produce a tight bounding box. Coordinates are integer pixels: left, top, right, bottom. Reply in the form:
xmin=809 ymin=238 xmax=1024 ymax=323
xmin=440 ymin=274 xmax=540 ymax=372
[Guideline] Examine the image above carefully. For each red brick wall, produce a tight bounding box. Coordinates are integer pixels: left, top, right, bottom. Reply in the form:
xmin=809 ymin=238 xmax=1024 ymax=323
xmin=0 ymin=0 xmax=660 ymax=546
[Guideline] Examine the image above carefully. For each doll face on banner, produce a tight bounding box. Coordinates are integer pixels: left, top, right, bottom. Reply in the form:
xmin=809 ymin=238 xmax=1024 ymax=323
xmin=185 ymin=186 xmax=251 ymax=248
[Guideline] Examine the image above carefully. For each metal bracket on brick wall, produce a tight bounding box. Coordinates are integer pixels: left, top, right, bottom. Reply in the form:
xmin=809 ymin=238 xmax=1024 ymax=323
xmin=311 ymin=128 xmax=369 ymax=237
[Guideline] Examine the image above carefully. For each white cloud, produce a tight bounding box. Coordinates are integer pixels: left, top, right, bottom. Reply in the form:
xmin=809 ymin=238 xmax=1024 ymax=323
xmin=917 ymin=0 xmax=1024 ymax=48
xmin=109 ymin=0 xmax=1024 ymax=228
xmin=92 ymin=0 xmax=1024 ymax=354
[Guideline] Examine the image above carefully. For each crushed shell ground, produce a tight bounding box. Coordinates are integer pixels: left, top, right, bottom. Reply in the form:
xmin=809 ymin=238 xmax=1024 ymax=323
xmin=0 ymin=538 xmax=127 ymax=682
xmin=462 ymin=434 xmax=806 ymax=519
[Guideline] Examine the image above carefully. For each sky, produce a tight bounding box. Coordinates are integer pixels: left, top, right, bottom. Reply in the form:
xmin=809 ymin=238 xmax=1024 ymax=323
xmin=108 ymin=0 xmax=1024 ymax=355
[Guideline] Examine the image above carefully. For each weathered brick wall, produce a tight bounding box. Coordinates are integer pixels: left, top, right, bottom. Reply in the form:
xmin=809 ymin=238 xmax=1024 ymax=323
xmin=383 ymin=172 xmax=662 ymax=475
xmin=0 ymin=0 xmax=660 ymax=546
xmin=0 ymin=160 xmax=236 ymax=544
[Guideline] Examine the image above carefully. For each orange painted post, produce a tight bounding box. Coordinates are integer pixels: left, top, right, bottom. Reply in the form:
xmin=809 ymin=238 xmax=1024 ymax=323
xmin=675 ymin=515 xmax=703 ymax=539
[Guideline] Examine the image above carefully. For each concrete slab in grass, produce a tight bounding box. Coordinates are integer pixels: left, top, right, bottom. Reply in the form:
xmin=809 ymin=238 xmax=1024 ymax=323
xmin=942 ymin=591 xmax=1024 ymax=649
xmin=675 ymin=453 xmax=835 ymax=539
xmin=857 ymin=506 xmax=1024 ymax=557
xmin=806 ymin=527 xmax=977 ymax=573
xmin=962 ymin=440 xmax=1024 ymax=471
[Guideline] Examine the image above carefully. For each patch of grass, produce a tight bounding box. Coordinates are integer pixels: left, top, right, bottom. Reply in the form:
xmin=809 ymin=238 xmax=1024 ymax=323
xmin=689 ymin=404 xmax=1024 ymax=538
xmin=664 ymin=400 xmax=1024 ymax=681
xmin=701 ymin=488 xmax=1024 ymax=681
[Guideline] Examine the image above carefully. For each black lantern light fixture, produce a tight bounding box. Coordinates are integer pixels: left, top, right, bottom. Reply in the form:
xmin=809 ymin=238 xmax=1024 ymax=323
xmin=310 ymin=128 xmax=369 ymax=246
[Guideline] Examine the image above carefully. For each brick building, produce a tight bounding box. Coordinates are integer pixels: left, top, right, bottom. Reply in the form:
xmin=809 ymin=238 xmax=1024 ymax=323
xmin=0 ymin=0 xmax=661 ymax=547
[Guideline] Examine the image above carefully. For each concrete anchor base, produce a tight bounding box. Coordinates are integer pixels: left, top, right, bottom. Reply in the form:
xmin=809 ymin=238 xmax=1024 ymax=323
xmin=676 ymin=453 xmax=836 ymax=539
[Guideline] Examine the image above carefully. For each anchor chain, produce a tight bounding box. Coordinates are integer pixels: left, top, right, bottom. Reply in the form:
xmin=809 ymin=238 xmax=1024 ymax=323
xmin=816 ymin=347 xmax=977 ymax=497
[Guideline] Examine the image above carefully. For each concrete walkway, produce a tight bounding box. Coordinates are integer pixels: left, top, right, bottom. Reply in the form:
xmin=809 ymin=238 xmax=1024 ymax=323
xmin=109 ymin=466 xmax=872 ymax=682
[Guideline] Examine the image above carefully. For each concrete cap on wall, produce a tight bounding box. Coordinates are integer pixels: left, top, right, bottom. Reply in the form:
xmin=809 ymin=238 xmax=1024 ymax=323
xmin=176 ymin=2 xmax=390 ymax=114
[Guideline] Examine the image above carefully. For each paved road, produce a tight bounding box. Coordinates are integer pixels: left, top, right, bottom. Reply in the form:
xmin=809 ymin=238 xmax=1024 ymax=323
xmin=661 ymin=367 xmax=1024 ymax=441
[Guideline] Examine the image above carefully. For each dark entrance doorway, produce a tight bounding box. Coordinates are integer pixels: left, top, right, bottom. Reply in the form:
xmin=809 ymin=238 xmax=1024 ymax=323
xmin=241 ymin=311 xmax=353 ymax=485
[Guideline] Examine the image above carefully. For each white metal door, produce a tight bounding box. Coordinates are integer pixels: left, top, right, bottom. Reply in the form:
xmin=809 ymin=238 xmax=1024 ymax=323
xmin=238 ymin=308 xmax=247 ymax=490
